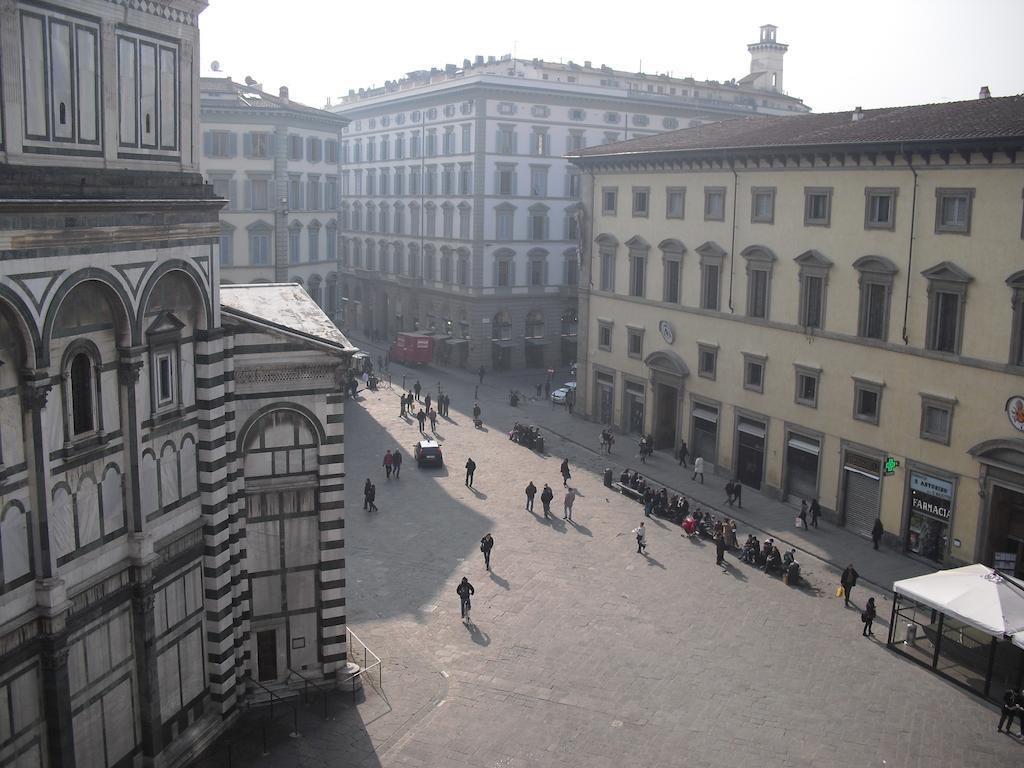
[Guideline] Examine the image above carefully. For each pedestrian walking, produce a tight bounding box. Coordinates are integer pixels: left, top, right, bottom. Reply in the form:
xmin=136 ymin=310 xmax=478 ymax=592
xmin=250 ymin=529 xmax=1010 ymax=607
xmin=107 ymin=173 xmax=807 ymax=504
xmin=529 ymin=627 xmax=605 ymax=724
xmin=567 ymin=390 xmax=575 ymax=415
xmin=677 ymin=440 xmax=689 ymax=467
xmin=478 ymin=365 xmax=485 ymax=384
xmin=997 ymin=687 xmax=1023 ymax=735
xmin=392 ymin=448 xmax=402 ymax=479
xmin=367 ymin=483 xmax=377 ymax=513
xmin=457 ymin=577 xmax=475 ymax=621
xmin=383 ymin=449 xmax=394 ymax=479
xmin=733 ymin=480 xmax=742 ymax=509
xmin=840 ymin=564 xmax=859 ymax=607
xmin=643 ymin=489 xmax=654 ymax=518
xmin=465 ymin=457 xmax=476 ymax=487
xmin=540 ymin=483 xmax=554 ymax=518
xmin=563 ymin=488 xmax=576 ymax=520
xmin=363 ymin=478 xmax=372 ymax=510
xmin=544 ymin=380 xmax=551 ymax=398
xmin=480 ymin=533 xmax=494 ymax=571
xmin=810 ymin=498 xmax=821 ymax=528
xmin=525 ymin=481 xmax=537 ymax=512
xmin=442 ymin=394 xmax=449 ymax=417
xmin=560 ymin=459 xmax=571 ymax=487
xmin=633 ymin=522 xmax=647 ymax=553
xmin=400 ymin=394 xmax=407 ymax=417
xmin=472 ymin=402 xmax=481 ymax=423
xmin=871 ymin=518 xmax=884 ymax=550
xmin=416 ymin=409 xmax=427 ymax=433
xmin=424 ymin=393 xmax=432 ymax=413
xmin=715 ymin=533 xmax=727 ymax=567
xmin=861 ymin=597 xmax=877 ymax=637
xmin=692 ymin=456 xmax=705 ymax=484
xmin=428 ymin=408 xmax=438 ymax=432
xmin=724 ymin=479 xmax=735 ymax=506
xmin=799 ymin=500 xmax=809 ymax=530
xmin=414 ymin=380 xmax=422 ymax=401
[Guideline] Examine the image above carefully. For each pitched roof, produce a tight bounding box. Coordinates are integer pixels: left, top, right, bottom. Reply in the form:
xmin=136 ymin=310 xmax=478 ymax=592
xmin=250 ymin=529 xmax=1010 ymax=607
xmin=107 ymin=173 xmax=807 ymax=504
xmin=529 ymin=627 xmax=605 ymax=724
xmin=571 ymin=95 xmax=1024 ymax=160
xmin=220 ymin=283 xmax=356 ymax=353
xmin=200 ymin=77 xmax=348 ymax=125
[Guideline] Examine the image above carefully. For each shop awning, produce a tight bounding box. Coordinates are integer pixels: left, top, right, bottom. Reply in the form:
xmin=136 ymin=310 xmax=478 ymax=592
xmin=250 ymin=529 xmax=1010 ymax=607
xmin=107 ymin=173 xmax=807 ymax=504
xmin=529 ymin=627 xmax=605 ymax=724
xmin=893 ymin=564 xmax=1024 ymax=637
xmin=491 ymin=339 xmax=517 ymax=348
xmin=525 ymin=338 xmax=550 ymax=346
xmin=444 ymin=338 xmax=468 ymax=346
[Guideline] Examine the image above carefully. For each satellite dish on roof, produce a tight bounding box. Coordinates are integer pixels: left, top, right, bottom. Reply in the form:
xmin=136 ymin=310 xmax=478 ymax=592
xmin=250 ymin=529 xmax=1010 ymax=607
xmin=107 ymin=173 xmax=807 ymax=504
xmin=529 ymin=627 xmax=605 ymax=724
xmin=210 ymin=60 xmax=221 ymax=72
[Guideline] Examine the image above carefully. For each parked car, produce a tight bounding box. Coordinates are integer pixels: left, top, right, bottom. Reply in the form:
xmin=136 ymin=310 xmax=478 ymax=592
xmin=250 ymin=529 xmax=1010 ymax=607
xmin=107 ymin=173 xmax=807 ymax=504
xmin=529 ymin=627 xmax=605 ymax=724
xmin=550 ymin=381 xmax=577 ymax=405
xmin=414 ymin=440 xmax=444 ymax=467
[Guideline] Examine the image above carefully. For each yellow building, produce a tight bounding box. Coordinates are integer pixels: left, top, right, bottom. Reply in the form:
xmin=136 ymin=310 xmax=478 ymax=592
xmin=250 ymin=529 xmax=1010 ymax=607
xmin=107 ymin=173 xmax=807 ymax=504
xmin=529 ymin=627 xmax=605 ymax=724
xmin=569 ymin=94 xmax=1024 ymax=573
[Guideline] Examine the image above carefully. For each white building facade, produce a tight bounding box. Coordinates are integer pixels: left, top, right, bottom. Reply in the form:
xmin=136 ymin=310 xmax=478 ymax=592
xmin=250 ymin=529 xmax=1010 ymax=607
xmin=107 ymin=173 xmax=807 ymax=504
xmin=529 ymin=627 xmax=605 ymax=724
xmin=199 ymin=77 xmax=349 ymax=323
xmin=332 ymin=28 xmax=808 ymax=371
xmin=0 ymin=3 xmax=355 ymax=767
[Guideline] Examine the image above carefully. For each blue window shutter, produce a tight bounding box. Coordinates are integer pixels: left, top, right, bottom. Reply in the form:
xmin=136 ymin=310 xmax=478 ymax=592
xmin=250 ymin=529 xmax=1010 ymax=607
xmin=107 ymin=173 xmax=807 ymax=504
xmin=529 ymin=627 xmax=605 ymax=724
xmin=243 ymin=132 xmax=252 ymax=158
xmin=227 ymin=132 xmax=237 ymax=157
xmin=203 ymin=131 xmax=212 ymax=156
xmin=244 ymin=180 xmax=252 ymax=210
xmin=228 ymin=180 xmax=237 ymax=211
xmin=296 ymin=136 xmax=304 ymax=160
xmin=298 ymin=184 xmax=304 ymax=210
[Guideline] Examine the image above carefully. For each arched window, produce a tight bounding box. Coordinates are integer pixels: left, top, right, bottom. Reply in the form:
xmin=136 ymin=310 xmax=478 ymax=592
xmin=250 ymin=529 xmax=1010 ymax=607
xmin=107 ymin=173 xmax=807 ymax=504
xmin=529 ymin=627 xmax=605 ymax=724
xmin=70 ymin=351 xmax=95 ymax=435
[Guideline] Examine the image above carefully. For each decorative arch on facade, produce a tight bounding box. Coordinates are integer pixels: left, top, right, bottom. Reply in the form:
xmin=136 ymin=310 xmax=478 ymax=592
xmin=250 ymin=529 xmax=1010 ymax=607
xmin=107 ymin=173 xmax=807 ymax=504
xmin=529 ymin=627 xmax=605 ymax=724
xmin=1 ymin=499 xmax=32 ymax=587
xmin=525 ymin=309 xmax=545 ymax=338
xmin=42 ymin=269 xmax=136 ymax=364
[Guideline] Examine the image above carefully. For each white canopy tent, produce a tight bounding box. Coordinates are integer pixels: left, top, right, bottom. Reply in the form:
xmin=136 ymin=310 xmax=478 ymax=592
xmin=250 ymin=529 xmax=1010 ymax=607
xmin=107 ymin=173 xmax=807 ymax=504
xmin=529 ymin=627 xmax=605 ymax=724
xmin=893 ymin=563 xmax=1024 ymax=637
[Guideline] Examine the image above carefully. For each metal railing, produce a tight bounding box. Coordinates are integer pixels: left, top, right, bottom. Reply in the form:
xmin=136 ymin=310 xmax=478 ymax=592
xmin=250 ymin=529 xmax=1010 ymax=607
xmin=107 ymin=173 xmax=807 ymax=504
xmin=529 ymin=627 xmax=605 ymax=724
xmin=287 ymin=667 xmax=334 ymax=720
xmin=343 ymin=627 xmax=383 ymax=701
xmin=245 ymin=676 xmax=301 ymax=753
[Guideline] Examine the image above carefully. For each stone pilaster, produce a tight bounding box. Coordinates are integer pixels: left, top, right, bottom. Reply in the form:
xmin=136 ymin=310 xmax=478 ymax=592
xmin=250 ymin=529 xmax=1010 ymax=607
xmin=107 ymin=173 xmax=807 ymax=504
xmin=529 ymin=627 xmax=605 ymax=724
xmin=319 ymin=392 xmax=348 ymax=675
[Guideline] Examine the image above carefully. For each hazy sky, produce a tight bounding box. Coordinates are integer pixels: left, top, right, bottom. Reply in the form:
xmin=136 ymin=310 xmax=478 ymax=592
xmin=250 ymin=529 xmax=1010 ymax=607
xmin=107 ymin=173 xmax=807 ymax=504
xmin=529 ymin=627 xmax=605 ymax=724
xmin=199 ymin=0 xmax=1023 ymax=114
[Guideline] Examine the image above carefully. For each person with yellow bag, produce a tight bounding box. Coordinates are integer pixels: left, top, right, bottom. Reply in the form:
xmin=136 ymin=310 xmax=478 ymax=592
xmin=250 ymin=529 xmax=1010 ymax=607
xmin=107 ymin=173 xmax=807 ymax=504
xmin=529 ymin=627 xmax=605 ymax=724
xmin=839 ymin=564 xmax=859 ymax=608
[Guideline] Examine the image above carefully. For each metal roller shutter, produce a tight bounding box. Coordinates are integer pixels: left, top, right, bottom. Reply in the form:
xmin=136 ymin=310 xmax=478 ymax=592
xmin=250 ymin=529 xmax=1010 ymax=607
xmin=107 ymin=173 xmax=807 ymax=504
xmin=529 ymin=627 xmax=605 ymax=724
xmin=843 ymin=468 xmax=879 ymax=538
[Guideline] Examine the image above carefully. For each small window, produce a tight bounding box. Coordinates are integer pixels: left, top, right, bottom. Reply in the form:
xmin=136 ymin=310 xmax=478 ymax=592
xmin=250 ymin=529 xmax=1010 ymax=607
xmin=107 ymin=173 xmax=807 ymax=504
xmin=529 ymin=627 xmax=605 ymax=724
xmin=747 ymin=268 xmax=770 ymax=320
xmin=627 ymin=328 xmax=644 ymax=358
xmin=598 ymin=322 xmax=613 ymax=351
xmin=935 ymin=188 xmax=974 ymax=234
xmin=663 ymin=258 xmax=681 ymax=304
xmin=632 ymin=188 xmax=650 ymax=217
xmin=701 ymin=261 xmax=720 ymax=310
xmin=704 ymin=187 xmax=726 ymax=221
xmin=743 ymin=354 xmax=765 ymax=394
xmin=666 ymin=187 xmax=685 ymax=219
xmin=69 ymin=352 xmax=95 ymax=436
xmin=804 ymin=187 xmax=832 ymax=226
xmin=795 ymin=367 xmax=819 ymax=408
xmin=865 ymin=187 xmax=898 ymax=230
xmin=853 ymin=380 xmax=883 ymax=425
xmin=920 ymin=395 xmax=955 ymax=444
xmin=629 ymin=252 xmax=646 ymax=297
xmin=569 ymin=109 xmax=586 ymax=121
xmin=698 ymin=344 xmax=717 ymax=380
xmin=751 ymin=187 xmax=775 ymax=224
xmin=156 ymin=352 xmax=174 ymax=406
xmin=801 ymin=275 xmax=825 ymax=328
xmin=602 ymin=187 xmax=618 ymax=215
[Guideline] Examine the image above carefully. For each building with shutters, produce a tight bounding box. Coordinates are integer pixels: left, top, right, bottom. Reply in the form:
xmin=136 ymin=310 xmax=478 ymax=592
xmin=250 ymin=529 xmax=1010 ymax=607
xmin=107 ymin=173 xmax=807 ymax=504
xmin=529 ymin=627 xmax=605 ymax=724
xmin=569 ymin=94 xmax=1024 ymax=573
xmin=199 ymin=76 xmax=349 ymax=324
xmin=331 ymin=27 xmax=808 ymax=371
xmin=0 ymin=3 xmax=355 ymax=767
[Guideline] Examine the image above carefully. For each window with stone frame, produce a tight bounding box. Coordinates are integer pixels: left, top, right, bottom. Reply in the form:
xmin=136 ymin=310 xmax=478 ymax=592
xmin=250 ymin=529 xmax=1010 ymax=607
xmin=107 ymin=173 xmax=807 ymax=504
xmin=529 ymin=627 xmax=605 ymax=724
xmin=626 ymin=237 xmax=649 ymax=298
xmin=742 ymin=246 xmax=776 ymax=320
xmin=803 ymin=187 xmax=832 ymax=227
xmin=703 ymin=187 xmax=726 ymax=221
xmin=627 ymin=327 xmax=644 ymax=359
xmin=64 ymin=344 xmax=101 ymax=439
xmin=922 ymin=262 xmax=972 ymax=354
xmin=666 ymin=187 xmax=686 ymax=219
xmin=495 ymin=255 xmax=514 ymax=288
xmin=697 ymin=343 xmax=718 ymax=380
xmin=528 ymin=205 xmax=549 ymax=241
xmin=920 ymin=394 xmax=955 ymax=444
xmin=597 ymin=321 xmax=613 ymax=351
xmin=794 ymin=365 xmax=820 ymax=408
xmin=743 ymin=353 xmax=766 ymax=394
xmin=496 ymin=205 xmax=515 ymax=240
xmin=854 ymin=256 xmax=898 ymax=341
xmin=147 ymin=312 xmax=184 ymax=416
xmin=602 ymin=187 xmax=618 ymax=215
xmin=751 ymin=187 xmax=776 ymax=224
xmin=934 ymin=188 xmax=974 ymax=234
xmin=528 ymin=252 xmax=547 ymax=287
xmin=1010 ymin=270 xmax=1024 ymax=367
xmin=853 ymin=378 xmax=883 ymax=425
xmin=661 ymin=241 xmax=684 ymax=304
xmin=632 ymin=187 xmax=650 ymax=218
xmin=597 ymin=236 xmax=618 ymax=292
xmin=864 ymin=187 xmax=898 ymax=230
xmin=795 ymin=250 xmax=833 ymax=329
xmin=698 ymin=242 xmax=725 ymax=310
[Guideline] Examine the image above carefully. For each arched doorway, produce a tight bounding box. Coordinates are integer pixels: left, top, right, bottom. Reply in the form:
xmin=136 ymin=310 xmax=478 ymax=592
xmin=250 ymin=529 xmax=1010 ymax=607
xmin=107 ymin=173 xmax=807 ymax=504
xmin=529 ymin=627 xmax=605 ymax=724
xmin=644 ymin=350 xmax=689 ymax=451
xmin=969 ymin=439 xmax=1024 ymax=577
xmin=491 ymin=310 xmax=512 ymax=370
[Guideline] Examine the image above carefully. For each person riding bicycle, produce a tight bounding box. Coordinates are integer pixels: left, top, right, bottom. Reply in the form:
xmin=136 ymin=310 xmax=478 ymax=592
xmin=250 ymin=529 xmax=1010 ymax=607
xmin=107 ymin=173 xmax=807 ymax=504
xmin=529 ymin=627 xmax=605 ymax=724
xmin=457 ymin=577 xmax=475 ymax=621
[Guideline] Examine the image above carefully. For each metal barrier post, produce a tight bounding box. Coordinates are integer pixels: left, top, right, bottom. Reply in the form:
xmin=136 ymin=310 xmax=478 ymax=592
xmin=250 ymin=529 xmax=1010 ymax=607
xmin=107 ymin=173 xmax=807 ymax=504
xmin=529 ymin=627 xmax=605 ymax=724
xmin=290 ymin=707 xmax=300 ymax=739
xmin=261 ymin=726 xmax=268 ymax=756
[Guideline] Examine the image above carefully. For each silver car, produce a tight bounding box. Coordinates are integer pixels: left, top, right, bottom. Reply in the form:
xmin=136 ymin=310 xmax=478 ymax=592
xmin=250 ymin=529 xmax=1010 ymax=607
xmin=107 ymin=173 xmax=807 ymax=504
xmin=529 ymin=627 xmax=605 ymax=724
xmin=550 ymin=381 xmax=577 ymax=405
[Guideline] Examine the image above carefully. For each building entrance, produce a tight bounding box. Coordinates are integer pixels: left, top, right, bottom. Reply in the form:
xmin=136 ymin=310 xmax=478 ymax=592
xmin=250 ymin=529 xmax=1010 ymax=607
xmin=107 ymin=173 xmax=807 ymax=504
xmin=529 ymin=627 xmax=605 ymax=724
xmin=735 ymin=417 xmax=765 ymax=490
xmin=987 ymin=484 xmax=1024 ymax=578
xmin=653 ymin=383 xmax=678 ymax=450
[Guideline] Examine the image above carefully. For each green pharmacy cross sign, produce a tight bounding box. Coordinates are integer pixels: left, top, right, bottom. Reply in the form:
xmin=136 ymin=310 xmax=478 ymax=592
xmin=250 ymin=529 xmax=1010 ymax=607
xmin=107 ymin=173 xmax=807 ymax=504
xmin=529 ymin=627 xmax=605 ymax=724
xmin=884 ymin=456 xmax=900 ymax=475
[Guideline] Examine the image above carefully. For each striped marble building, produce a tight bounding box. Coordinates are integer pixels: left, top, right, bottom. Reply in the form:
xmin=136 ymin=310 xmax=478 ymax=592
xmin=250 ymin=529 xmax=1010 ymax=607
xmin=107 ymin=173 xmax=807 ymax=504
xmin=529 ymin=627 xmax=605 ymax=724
xmin=0 ymin=2 xmax=354 ymax=767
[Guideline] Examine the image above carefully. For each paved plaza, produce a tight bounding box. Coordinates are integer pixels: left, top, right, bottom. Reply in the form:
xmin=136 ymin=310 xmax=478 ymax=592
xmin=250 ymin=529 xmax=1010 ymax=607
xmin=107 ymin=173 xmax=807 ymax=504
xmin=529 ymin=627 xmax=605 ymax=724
xmin=196 ymin=344 xmax=1022 ymax=768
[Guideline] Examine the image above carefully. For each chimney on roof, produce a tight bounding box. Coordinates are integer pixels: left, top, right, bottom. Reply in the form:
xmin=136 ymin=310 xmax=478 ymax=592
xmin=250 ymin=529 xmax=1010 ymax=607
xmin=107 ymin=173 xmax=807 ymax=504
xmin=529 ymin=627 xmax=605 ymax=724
xmin=279 ymin=85 xmax=289 ymax=102
xmin=475 ymin=55 xmax=484 ymax=65
xmin=585 ymin=60 xmax=592 ymax=68
xmin=979 ymin=85 xmax=991 ymax=99
xmin=487 ymin=55 xmax=496 ymax=64
xmin=852 ymin=106 xmax=864 ymax=122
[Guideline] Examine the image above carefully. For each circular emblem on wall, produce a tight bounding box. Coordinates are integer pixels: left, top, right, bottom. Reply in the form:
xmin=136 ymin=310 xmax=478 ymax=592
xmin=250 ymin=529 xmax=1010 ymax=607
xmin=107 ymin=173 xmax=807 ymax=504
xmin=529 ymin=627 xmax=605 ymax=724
xmin=1007 ymin=396 xmax=1024 ymax=432
xmin=658 ymin=320 xmax=675 ymax=345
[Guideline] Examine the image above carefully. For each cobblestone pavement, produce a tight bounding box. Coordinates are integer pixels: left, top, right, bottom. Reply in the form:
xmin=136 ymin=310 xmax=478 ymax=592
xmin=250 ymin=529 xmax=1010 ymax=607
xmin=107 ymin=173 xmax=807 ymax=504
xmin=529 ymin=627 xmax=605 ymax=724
xmin=196 ymin=343 xmax=1022 ymax=768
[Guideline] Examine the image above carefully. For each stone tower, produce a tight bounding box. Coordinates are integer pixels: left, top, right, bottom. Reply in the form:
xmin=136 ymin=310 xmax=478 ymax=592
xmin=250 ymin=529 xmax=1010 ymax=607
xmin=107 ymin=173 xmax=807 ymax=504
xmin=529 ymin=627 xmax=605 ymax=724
xmin=747 ymin=24 xmax=788 ymax=93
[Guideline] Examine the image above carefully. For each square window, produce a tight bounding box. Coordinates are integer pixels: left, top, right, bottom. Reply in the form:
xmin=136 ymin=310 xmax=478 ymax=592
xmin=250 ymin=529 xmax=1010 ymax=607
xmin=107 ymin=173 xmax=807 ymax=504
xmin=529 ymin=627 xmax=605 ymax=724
xmin=598 ymin=323 xmax=613 ymax=351
xmin=698 ymin=344 xmax=717 ymax=380
xmin=666 ymin=187 xmax=686 ymax=219
xmin=920 ymin=398 xmax=954 ymax=444
xmin=795 ymin=368 xmax=819 ymax=408
xmin=602 ymin=187 xmax=618 ymax=215
xmin=935 ymin=188 xmax=974 ymax=234
xmin=751 ymin=187 xmax=775 ymax=224
xmin=865 ymin=188 xmax=897 ymax=230
xmin=743 ymin=356 xmax=765 ymax=393
xmin=853 ymin=381 xmax=882 ymax=424
xmin=627 ymin=329 xmax=643 ymax=358
xmin=704 ymin=187 xmax=726 ymax=221
xmin=632 ymin=187 xmax=650 ymax=217
xmin=804 ymin=187 xmax=832 ymax=226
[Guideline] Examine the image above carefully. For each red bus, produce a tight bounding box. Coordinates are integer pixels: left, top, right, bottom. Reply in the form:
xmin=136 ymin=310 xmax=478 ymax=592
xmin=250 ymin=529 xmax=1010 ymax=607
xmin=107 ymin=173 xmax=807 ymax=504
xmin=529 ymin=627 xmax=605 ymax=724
xmin=391 ymin=332 xmax=434 ymax=365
